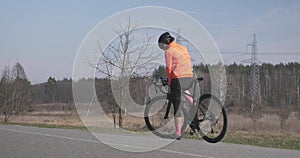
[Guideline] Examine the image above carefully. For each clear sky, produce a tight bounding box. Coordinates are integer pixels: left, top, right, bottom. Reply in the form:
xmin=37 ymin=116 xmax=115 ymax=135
xmin=1 ymin=0 xmax=300 ymax=83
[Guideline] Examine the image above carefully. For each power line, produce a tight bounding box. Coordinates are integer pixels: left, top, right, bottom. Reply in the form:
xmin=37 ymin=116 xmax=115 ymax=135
xmin=221 ymin=52 xmax=300 ymax=55
xmin=256 ymin=53 xmax=300 ymax=55
xmin=206 ymin=22 xmax=300 ymax=30
xmin=221 ymin=51 xmax=244 ymax=54
xmin=222 ymin=53 xmax=249 ymax=61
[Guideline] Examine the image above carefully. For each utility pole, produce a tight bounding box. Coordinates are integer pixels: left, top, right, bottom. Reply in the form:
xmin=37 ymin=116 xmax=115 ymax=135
xmin=248 ymin=34 xmax=261 ymax=112
xmin=176 ymin=29 xmax=226 ymax=103
xmin=176 ymin=28 xmax=193 ymax=64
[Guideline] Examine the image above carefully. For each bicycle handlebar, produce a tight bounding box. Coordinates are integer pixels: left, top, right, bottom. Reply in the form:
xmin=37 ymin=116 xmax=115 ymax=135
xmin=151 ymin=77 xmax=169 ymax=95
xmin=160 ymin=77 xmax=168 ymax=86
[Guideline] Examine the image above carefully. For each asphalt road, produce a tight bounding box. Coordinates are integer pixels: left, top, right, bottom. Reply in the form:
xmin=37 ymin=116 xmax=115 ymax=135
xmin=0 ymin=124 xmax=299 ymax=158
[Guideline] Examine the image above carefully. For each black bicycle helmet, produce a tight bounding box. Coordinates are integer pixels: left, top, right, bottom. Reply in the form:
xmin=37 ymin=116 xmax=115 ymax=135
xmin=158 ymin=32 xmax=175 ymax=50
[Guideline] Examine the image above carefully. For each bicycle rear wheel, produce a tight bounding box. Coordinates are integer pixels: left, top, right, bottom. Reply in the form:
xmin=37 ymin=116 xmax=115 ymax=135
xmin=195 ymin=94 xmax=227 ymax=143
xmin=144 ymin=95 xmax=187 ymax=139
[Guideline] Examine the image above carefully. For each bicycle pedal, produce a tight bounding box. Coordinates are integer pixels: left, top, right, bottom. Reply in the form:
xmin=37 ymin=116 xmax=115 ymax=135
xmin=189 ymin=130 xmax=194 ymax=136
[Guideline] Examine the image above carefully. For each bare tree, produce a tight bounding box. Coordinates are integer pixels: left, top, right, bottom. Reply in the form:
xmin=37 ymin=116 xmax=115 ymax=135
xmin=92 ymin=18 xmax=159 ymax=128
xmin=276 ymin=72 xmax=295 ymax=129
xmin=277 ymin=99 xmax=291 ymax=130
xmin=0 ymin=66 xmax=15 ymax=122
xmin=12 ymin=62 xmax=32 ymax=113
xmin=13 ymin=62 xmax=27 ymax=80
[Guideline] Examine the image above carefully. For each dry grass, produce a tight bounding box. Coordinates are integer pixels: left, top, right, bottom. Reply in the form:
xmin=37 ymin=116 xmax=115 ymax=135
xmin=4 ymin=111 xmax=84 ymax=127
xmin=0 ymin=103 xmax=85 ymax=127
xmin=228 ymin=112 xmax=300 ymax=137
xmin=2 ymin=105 xmax=300 ymax=136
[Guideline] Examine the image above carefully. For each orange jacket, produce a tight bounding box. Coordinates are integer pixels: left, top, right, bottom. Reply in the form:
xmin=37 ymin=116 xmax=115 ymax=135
xmin=165 ymin=41 xmax=193 ymax=85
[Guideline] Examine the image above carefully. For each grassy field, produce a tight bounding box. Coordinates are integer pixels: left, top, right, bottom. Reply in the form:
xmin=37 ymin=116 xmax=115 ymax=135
xmin=223 ymin=130 xmax=300 ymax=151
xmin=1 ymin=103 xmax=300 ymax=150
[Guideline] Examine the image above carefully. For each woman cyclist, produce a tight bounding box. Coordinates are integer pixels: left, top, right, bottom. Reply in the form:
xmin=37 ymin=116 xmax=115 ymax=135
xmin=158 ymin=32 xmax=193 ymax=140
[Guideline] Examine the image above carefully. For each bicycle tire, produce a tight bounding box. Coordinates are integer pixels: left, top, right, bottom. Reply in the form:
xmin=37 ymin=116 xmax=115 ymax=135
xmin=196 ymin=94 xmax=227 ymax=143
xmin=144 ymin=95 xmax=188 ymax=139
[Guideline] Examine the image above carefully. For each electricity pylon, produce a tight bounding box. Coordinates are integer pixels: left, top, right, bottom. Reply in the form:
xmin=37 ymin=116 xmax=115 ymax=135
xmin=243 ymin=34 xmax=261 ymax=112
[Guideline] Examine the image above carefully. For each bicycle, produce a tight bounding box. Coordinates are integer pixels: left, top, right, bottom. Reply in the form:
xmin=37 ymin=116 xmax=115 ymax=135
xmin=144 ymin=77 xmax=227 ymax=143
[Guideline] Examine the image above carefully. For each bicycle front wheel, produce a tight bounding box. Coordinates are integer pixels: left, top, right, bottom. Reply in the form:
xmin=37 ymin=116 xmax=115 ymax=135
xmin=196 ymin=94 xmax=227 ymax=143
xmin=144 ymin=95 xmax=187 ymax=139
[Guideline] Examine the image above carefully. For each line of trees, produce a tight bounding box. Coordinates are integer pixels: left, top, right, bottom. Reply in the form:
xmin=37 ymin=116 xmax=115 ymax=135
xmin=32 ymin=77 xmax=72 ymax=104
xmin=225 ymin=62 xmax=300 ymax=110
xmin=30 ymin=62 xmax=300 ymax=112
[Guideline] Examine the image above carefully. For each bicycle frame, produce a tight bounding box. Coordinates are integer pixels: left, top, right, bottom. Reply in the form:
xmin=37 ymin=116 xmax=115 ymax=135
xmin=162 ymin=77 xmax=204 ymax=120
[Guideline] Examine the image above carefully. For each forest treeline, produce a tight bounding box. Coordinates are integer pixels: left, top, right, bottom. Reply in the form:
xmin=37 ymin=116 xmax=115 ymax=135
xmin=1 ymin=62 xmax=300 ymax=122
xmin=31 ymin=62 xmax=300 ymax=111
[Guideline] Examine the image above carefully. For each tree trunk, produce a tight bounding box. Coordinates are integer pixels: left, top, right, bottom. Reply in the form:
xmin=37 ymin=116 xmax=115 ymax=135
xmin=4 ymin=108 xmax=10 ymax=122
xmin=113 ymin=111 xmax=116 ymax=129
xmin=4 ymin=114 xmax=8 ymax=122
xmin=118 ymin=106 xmax=123 ymax=128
